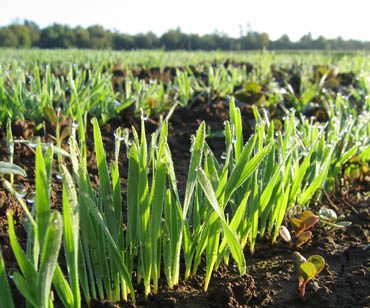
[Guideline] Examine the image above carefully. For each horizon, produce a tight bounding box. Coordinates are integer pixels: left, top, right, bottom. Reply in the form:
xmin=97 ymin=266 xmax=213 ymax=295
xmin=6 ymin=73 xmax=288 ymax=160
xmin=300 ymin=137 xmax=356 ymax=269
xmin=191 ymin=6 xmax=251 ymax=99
xmin=1 ymin=0 xmax=370 ymax=43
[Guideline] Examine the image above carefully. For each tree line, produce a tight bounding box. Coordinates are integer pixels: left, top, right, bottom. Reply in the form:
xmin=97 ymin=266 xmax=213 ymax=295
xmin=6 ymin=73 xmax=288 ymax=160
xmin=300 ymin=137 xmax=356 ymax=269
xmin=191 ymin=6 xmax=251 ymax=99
xmin=1 ymin=20 xmax=369 ymax=51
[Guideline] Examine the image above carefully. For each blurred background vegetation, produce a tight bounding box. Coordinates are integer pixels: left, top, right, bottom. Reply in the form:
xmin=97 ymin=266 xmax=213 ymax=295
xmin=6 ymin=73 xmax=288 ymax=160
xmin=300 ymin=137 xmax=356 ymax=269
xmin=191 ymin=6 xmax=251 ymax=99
xmin=1 ymin=20 xmax=370 ymax=50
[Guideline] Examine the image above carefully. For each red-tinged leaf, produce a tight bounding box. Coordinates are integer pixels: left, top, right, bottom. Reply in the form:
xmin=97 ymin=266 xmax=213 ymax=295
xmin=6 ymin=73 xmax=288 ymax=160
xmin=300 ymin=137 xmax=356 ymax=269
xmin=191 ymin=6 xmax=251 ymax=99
xmin=297 ymin=261 xmax=317 ymax=297
xmin=307 ymin=255 xmax=325 ymax=275
xmin=299 ymin=280 xmax=308 ymax=297
xmin=295 ymin=231 xmax=312 ymax=247
xmin=301 ymin=215 xmax=320 ymax=231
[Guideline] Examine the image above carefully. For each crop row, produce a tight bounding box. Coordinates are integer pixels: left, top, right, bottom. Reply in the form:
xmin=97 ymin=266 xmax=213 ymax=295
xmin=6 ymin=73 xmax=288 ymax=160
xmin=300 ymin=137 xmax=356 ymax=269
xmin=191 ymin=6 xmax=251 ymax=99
xmin=1 ymin=92 xmax=369 ymax=306
xmin=1 ymin=50 xmax=370 ymax=128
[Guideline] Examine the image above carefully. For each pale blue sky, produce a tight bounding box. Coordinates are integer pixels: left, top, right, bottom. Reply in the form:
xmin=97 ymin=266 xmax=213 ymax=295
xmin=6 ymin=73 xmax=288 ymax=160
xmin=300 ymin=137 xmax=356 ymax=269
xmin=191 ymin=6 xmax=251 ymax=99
xmin=1 ymin=0 xmax=369 ymax=42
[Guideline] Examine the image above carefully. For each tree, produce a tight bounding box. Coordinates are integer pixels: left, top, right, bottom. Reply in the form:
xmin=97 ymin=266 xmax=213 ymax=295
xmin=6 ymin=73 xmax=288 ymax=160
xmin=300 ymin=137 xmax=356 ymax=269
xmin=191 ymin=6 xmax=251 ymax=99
xmin=200 ymin=34 xmax=217 ymax=50
xmin=24 ymin=20 xmax=40 ymax=47
xmin=272 ymin=34 xmax=292 ymax=50
xmin=0 ymin=27 xmax=18 ymax=47
xmin=212 ymin=31 xmax=234 ymax=50
xmin=187 ymin=34 xmax=203 ymax=50
xmin=257 ymin=32 xmax=270 ymax=49
xmin=74 ymin=26 xmax=90 ymax=48
xmin=160 ymin=28 xmax=187 ymax=50
xmin=299 ymin=33 xmax=313 ymax=49
xmin=87 ymin=25 xmax=112 ymax=49
xmin=133 ymin=32 xmax=158 ymax=49
xmin=39 ymin=24 xmax=76 ymax=48
xmin=312 ymin=35 xmax=330 ymax=50
xmin=113 ymin=32 xmax=135 ymax=50
xmin=9 ymin=24 xmax=32 ymax=48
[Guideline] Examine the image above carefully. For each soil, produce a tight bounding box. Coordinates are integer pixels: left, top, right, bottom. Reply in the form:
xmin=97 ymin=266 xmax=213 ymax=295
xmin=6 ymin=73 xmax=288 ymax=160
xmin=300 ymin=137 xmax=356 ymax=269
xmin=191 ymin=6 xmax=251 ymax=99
xmin=0 ymin=66 xmax=369 ymax=308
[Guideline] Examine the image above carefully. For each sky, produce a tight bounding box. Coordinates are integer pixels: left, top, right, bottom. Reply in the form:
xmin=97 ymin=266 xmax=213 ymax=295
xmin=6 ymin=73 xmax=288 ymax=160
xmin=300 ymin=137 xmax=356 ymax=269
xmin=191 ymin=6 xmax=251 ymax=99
xmin=1 ymin=0 xmax=370 ymax=42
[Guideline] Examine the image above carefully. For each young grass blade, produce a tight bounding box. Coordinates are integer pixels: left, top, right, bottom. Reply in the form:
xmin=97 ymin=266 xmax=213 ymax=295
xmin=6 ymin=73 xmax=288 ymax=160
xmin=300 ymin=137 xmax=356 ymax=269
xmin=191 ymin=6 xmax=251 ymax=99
xmin=222 ymin=133 xmax=256 ymax=202
xmin=35 ymin=142 xmax=51 ymax=251
xmin=53 ymin=265 xmax=74 ymax=308
xmin=7 ymin=210 xmax=37 ymax=287
xmin=216 ymin=191 xmax=250 ymax=268
xmin=0 ymin=247 xmax=15 ymax=308
xmin=92 ymin=118 xmax=125 ymax=299
xmin=6 ymin=118 xmax=14 ymax=183
xmin=192 ymin=213 xmax=211 ymax=276
xmin=81 ymin=194 xmax=136 ymax=304
xmin=174 ymin=122 xmax=205 ymax=285
xmin=12 ymin=272 xmax=38 ymax=307
xmin=224 ymin=142 xmax=272 ymax=205
xmin=272 ymin=185 xmax=291 ymax=242
xmin=138 ymin=120 xmax=151 ymax=297
xmin=204 ymin=212 xmax=220 ymax=291
xmin=38 ymin=211 xmax=63 ymax=308
xmin=61 ymin=164 xmax=81 ymax=308
xmin=149 ymin=127 xmax=167 ymax=293
xmin=229 ymin=97 xmax=243 ymax=160
xmin=127 ymin=142 xmax=139 ymax=266
xmin=289 ymin=148 xmax=313 ymax=205
xmin=91 ymin=118 xmax=114 ymax=210
xmin=0 ymin=161 xmax=27 ymax=177
xmin=197 ymin=169 xmax=246 ymax=276
xmin=248 ymin=171 xmax=259 ymax=254
xmin=164 ymin=143 xmax=181 ymax=204
xmin=298 ymin=147 xmax=332 ymax=205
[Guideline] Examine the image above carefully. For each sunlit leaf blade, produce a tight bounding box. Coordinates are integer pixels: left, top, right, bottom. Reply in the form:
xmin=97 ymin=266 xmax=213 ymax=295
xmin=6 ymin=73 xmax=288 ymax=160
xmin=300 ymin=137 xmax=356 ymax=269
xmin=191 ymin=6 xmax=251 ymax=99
xmin=82 ymin=194 xmax=136 ymax=304
xmin=0 ymin=248 xmax=15 ymax=308
xmin=298 ymin=148 xmax=332 ymax=205
xmin=174 ymin=122 xmax=205 ymax=285
xmin=7 ymin=210 xmax=37 ymax=286
xmin=225 ymin=139 xmax=272 ymax=204
xmin=53 ymin=265 xmax=74 ymax=308
xmin=36 ymin=142 xmax=51 ymax=251
xmin=198 ymin=169 xmax=246 ymax=276
xmin=61 ymin=164 xmax=81 ymax=308
xmin=307 ymin=255 xmax=325 ymax=275
xmin=38 ymin=211 xmax=63 ymax=308
xmin=12 ymin=272 xmax=38 ymax=307
xmin=298 ymin=261 xmax=316 ymax=282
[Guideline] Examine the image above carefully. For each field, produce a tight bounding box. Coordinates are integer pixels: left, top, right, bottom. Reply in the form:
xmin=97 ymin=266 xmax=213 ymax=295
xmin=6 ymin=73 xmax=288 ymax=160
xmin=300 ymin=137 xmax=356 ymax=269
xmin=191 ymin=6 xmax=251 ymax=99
xmin=0 ymin=49 xmax=369 ymax=308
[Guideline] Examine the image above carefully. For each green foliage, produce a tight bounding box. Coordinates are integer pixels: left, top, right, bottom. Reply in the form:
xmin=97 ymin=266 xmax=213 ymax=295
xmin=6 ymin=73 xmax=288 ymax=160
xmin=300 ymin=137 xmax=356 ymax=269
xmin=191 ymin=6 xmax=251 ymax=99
xmin=2 ymin=20 xmax=370 ymax=50
xmin=5 ymin=143 xmax=63 ymax=308
xmin=0 ymin=161 xmax=27 ymax=177
xmin=0 ymin=50 xmax=369 ymax=307
xmin=0 ymin=248 xmax=15 ymax=308
xmin=292 ymin=252 xmax=325 ymax=297
xmin=279 ymin=211 xmax=320 ymax=248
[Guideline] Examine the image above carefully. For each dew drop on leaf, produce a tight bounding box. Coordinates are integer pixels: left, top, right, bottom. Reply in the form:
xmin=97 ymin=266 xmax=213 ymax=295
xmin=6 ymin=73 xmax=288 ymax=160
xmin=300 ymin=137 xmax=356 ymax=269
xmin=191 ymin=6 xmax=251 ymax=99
xmin=26 ymin=192 xmax=36 ymax=204
xmin=72 ymin=120 xmax=80 ymax=128
xmin=13 ymin=184 xmax=27 ymax=198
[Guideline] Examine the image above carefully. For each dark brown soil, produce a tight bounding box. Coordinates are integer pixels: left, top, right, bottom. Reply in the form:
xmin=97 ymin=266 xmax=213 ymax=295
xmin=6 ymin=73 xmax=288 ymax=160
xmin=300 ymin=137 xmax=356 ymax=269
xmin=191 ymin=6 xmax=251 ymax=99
xmin=0 ymin=76 xmax=369 ymax=308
